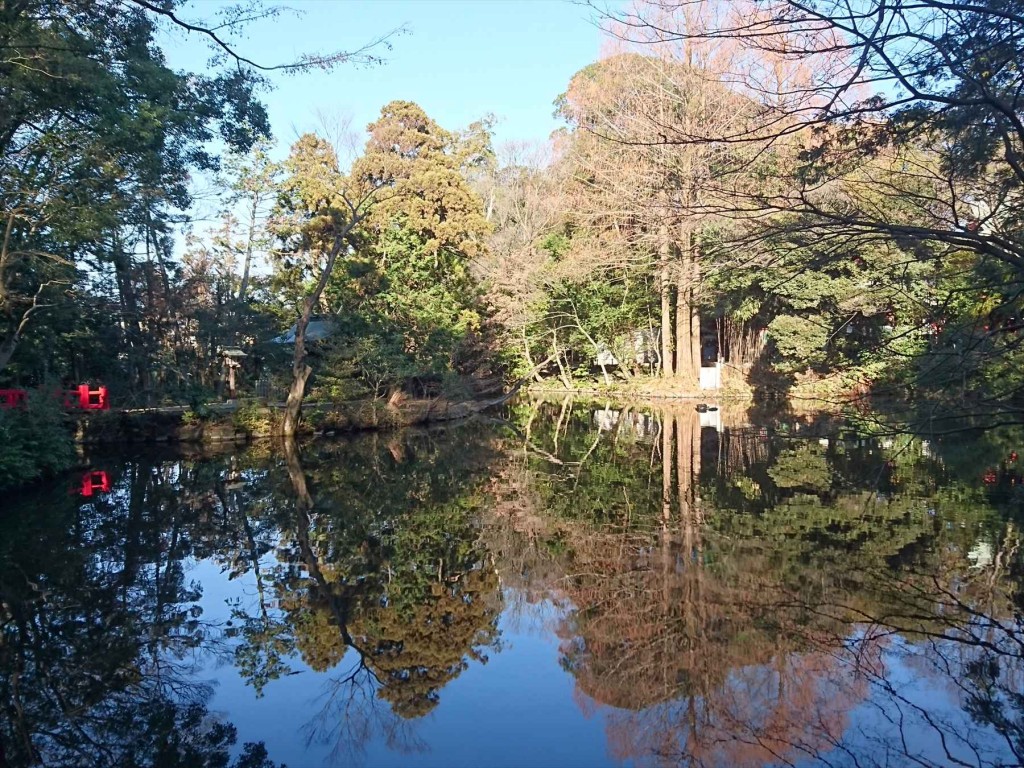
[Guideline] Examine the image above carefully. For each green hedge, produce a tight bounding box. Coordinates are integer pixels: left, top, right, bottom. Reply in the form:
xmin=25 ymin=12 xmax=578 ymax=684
xmin=0 ymin=391 xmax=74 ymax=491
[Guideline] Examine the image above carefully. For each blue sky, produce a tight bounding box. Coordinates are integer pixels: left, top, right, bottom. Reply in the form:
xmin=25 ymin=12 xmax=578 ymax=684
xmin=167 ymin=1 xmax=609 ymax=154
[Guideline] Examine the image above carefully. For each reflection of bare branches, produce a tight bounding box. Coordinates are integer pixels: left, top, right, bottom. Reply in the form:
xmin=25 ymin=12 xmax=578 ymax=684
xmin=303 ymin=654 xmax=427 ymax=768
xmin=714 ymin=536 xmax=1024 ymax=768
xmin=481 ymin=402 xmax=1024 ymax=767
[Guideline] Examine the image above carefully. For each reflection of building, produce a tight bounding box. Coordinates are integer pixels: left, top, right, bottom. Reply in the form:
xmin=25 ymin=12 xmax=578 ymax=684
xmin=592 ymin=406 xmax=726 ymax=439
xmin=967 ymin=540 xmax=994 ymax=569
xmin=698 ymin=406 xmax=721 ymax=431
xmin=592 ymin=408 xmax=659 ymax=438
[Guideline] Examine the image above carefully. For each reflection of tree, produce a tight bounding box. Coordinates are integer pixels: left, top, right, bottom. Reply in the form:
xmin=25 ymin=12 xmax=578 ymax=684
xmin=0 ymin=461 xmax=281 ymax=767
xmin=505 ymin=408 xmax=857 ymax=764
xmin=2 ymin=427 xmax=504 ymax=767
xmin=553 ymin=491 xmax=868 ymax=764
xmin=253 ymin=429 xmax=503 ymax=761
xmin=215 ymin=454 xmax=296 ymax=698
xmin=7 ymin=403 xmax=1024 ymax=768
xmin=351 ymin=564 xmax=500 ymax=719
xmin=599 ymin=650 xmax=874 ymax=768
xmin=812 ymin=528 xmax=1024 ymax=768
xmin=767 ymin=442 xmax=832 ymax=493
xmin=496 ymin=401 xmax=1024 ymax=768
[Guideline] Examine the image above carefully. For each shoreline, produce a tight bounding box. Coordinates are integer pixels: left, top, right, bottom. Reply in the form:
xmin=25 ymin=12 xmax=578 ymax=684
xmin=68 ymin=385 xmax=869 ymax=446
xmin=71 ymin=396 xmax=501 ymax=445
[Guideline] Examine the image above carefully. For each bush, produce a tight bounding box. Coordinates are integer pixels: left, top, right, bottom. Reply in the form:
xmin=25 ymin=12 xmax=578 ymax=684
xmin=308 ymin=375 xmax=370 ymax=403
xmin=232 ymin=401 xmax=275 ymax=434
xmin=0 ymin=390 xmax=75 ymax=491
xmin=439 ymin=372 xmax=473 ymax=400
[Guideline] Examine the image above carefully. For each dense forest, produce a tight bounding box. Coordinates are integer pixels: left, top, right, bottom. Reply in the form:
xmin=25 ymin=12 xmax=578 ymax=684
xmin=3 ymin=0 xmax=1024 ymax=485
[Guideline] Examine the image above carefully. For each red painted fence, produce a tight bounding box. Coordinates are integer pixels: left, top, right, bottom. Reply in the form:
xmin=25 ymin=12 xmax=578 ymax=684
xmin=0 ymin=385 xmax=109 ymax=410
xmin=61 ymin=384 xmax=109 ymax=410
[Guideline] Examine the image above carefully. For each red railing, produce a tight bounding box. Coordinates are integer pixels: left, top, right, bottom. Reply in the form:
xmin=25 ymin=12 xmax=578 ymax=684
xmin=0 ymin=385 xmax=109 ymax=410
xmin=61 ymin=384 xmax=109 ymax=411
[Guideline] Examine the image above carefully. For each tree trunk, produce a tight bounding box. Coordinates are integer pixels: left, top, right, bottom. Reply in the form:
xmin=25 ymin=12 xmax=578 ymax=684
xmin=660 ymin=259 xmax=674 ymax=379
xmin=282 ymin=362 xmax=311 ymax=437
xmin=112 ymin=235 xmax=153 ymax=398
xmin=661 ymin=409 xmax=674 ymax=611
xmin=238 ymin=203 xmax=257 ymax=303
xmin=521 ymin=328 xmax=544 ymax=382
xmin=283 ymin=436 xmax=314 ymax=511
xmin=676 ymin=236 xmax=701 ymax=383
xmin=677 ymin=409 xmax=703 ymax=526
xmin=661 ymin=410 xmax=674 ymax=529
xmin=552 ymin=329 xmax=572 ymax=390
xmin=0 ymin=336 xmax=15 ymax=373
xmin=573 ymin=312 xmax=611 ymax=385
xmin=676 ymin=410 xmax=690 ymax=524
xmin=691 ymin=405 xmax=702 ymax=525
xmin=279 ymin=210 xmax=363 ymax=437
xmin=689 ymin=256 xmax=702 ymax=382
xmin=676 ymin=261 xmax=690 ymax=383
xmin=238 ymin=256 xmax=252 ymax=305
xmin=0 ymin=209 xmax=26 ymax=372
xmin=281 ymin=281 xmax=317 ymax=437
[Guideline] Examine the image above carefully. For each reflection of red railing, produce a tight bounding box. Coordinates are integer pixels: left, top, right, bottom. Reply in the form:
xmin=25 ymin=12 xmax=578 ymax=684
xmin=983 ymin=451 xmax=1024 ymax=487
xmin=0 ymin=389 xmax=27 ymax=408
xmin=79 ymin=470 xmax=110 ymax=497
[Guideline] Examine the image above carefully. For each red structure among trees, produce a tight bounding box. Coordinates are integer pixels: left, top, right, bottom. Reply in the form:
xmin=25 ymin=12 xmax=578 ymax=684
xmin=0 ymin=385 xmax=109 ymax=410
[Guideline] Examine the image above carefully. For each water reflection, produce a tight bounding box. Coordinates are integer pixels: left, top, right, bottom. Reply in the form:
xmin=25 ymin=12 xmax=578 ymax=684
xmin=1 ymin=403 xmax=1023 ymax=767
xmin=0 ymin=453 xmax=283 ymax=768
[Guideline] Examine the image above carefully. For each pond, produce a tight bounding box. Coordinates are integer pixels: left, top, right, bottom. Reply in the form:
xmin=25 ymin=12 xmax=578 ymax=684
xmin=2 ymin=399 xmax=1024 ymax=768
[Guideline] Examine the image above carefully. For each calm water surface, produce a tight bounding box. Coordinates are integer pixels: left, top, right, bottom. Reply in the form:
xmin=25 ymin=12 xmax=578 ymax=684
xmin=3 ymin=400 xmax=1024 ymax=768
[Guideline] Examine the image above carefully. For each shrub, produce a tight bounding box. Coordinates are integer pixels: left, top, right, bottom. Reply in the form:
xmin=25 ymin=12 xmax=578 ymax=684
xmin=232 ymin=401 xmax=274 ymax=434
xmin=0 ymin=390 xmax=75 ymax=491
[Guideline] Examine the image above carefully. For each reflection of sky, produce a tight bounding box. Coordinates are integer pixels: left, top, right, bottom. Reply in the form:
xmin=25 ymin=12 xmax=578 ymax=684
xmin=189 ymin=560 xmax=624 ymax=767
xmin=21 ymin=419 xmax=1024 ymax=767
xmin=184 ymin=553 xmax=1022 ymax=767
xmin=841 ymin=634 xmax=1018 ymax=768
